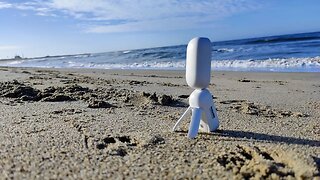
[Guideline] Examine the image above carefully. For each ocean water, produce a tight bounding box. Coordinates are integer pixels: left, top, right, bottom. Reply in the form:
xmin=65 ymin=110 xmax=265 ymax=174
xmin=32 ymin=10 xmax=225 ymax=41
xmin=1 ymin=32 xmax=320 ymax=72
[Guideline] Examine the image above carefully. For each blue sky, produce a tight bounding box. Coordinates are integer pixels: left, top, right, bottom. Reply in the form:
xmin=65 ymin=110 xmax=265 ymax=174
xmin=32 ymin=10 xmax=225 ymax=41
xmin=0 ymin=0 xmax=319 ymax=59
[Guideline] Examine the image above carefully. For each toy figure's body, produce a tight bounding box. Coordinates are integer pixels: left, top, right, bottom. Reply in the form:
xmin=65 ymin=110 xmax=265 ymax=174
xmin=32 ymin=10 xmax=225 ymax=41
xmin=172 ymin=37 xmax=219 ymax=139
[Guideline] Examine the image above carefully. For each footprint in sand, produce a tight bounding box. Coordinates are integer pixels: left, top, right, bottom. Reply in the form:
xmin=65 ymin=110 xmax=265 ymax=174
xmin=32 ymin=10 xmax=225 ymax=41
xmin=95 ymin=136 xmax=136 ymax=156
xmin=219 ymin=100 xmax=309 ymax=118
xmin=217 ymin=145 xmax=318 ymax=179
xmin=94 ymin=135 xmax=165 ymax=157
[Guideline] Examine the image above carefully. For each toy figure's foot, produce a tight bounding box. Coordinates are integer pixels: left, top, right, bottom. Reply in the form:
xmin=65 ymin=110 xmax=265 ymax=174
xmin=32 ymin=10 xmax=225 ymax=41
xmin=210 ymin=119 xmax=219 ymax=132
xmin=199 ymin=120 xmax=210 ymax=132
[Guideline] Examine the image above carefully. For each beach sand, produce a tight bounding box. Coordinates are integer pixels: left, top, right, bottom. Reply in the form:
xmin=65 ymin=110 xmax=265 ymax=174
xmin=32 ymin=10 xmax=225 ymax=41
xmin=0 ymin=67 xmax=319 ymax=179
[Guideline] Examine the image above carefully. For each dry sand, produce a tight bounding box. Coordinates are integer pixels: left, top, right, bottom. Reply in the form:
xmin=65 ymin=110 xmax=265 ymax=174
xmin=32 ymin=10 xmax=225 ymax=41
xmin=0 ymin=66 xmax=319 ymax=179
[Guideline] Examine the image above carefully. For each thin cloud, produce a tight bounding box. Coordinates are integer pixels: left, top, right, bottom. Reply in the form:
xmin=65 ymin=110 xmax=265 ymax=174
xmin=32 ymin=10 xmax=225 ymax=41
xmin=0 ymin=1 xmax=11 ymax=9
xmin=86 ymin=16 xmax=220 ymax=33
xmin=0 ymin=0 xmax=262 ymax=33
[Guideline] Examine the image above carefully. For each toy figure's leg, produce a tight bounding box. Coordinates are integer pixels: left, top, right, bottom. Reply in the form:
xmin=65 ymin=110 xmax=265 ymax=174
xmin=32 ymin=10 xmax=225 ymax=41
xmin=172 ymin=106 xmax=191 ymax=132
xmin=187 ymin=108 xmax=202 ymax=139
xmin=199 ymin=111 xmax=210 ymax=132
xmin=204 ymin=105 xmax=219 ymax=131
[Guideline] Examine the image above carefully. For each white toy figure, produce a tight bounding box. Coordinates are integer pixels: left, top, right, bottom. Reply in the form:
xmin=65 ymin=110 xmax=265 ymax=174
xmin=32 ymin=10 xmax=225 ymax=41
xmin=172 ymin=37 xmax=219 ymax=139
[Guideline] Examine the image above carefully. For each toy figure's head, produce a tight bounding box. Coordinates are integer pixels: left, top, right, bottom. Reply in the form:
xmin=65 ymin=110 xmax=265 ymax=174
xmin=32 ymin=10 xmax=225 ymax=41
xmin=186 ymin=37 xmax=212 ymax=89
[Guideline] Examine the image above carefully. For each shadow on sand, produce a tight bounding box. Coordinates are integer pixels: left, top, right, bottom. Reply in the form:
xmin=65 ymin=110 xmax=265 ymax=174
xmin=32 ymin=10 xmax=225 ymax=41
xmin=175 ymin=129 xmax=320 ymax=147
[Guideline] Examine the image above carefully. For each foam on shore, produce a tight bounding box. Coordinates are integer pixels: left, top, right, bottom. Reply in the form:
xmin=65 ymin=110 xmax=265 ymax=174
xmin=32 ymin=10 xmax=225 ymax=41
xmin=1 ymin=56 xmax=319 ymax=72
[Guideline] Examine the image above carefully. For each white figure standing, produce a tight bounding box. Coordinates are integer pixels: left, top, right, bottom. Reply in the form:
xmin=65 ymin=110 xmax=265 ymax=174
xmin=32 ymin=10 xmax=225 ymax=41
xmin=172 ymin=37 xmax=219 ymax=139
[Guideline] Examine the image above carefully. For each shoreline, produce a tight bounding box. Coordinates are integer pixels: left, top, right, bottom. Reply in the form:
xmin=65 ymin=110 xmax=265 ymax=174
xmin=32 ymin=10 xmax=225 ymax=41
xmin=0 ymin=66 xmax=319 ymax=179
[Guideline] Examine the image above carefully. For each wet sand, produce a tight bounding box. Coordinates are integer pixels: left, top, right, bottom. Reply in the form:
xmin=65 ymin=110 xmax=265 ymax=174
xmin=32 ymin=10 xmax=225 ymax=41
xmin=0 ymin=67 xmax=319 ymax=179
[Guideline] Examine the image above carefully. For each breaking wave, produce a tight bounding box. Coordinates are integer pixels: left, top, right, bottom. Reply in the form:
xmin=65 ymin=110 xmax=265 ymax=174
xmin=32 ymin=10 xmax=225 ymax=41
xmin=2 ymin=56 xmax=318 ymax=72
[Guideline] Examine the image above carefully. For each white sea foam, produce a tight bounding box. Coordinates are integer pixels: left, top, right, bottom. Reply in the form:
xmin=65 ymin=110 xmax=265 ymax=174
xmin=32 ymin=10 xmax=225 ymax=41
xmin=83 ymin=57 xmax=320 ymax=71
xmin=216 ymin=48 xmax=235 ymax=53
xmin=212 ymin=57 xmax=320 ymax=70
xmin=1 ymin=56 xmax=319 ymax=72
xmin=122 ymin=50 xmax=132 ymax=54
xmin=7 ymin=60 xmax=26 ymax=65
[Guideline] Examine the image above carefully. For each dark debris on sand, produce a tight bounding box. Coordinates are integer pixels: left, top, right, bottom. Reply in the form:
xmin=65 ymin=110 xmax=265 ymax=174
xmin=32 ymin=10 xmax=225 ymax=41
xmin=42 ymin=94 xmax=75 ymax=102
xmin=40 ymin=84 xmax=90 ymax=102
xmin=140 ymin=92 xmax=183 ymax=106
xmin=88 ymin=100 xmax=114 ymax=108
xmin=0 ymin=80 xmax=41 ymax=101
xmin=0 ymin=80 xmax=185 ymax=108
xmin=0 ymin=81 xmax=90 ymax=103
